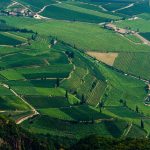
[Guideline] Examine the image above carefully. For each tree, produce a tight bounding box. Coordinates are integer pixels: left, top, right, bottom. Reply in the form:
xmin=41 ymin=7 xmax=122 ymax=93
xmin=136 ymin=105 xmax=139 ymax=113
xmin=56 ymin=78 xmax=59 ymax=87
xmin=141 ymin=119 xmax=144 ymax=129
xmin=119 ymin=99 xmax=123 ymax=104
xmin=81 ymin=94 xmax=85 ymax=104
xmin=123 ymin=100 xmax=127 ymax=107
xmin=99 ymin=101 xmax=104 ymax=113
xmin=65 ymin=90 xmax=68 ymax=100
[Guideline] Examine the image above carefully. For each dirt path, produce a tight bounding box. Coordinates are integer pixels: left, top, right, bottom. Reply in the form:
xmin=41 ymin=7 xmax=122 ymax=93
xmin=7 ymin=1 xmax=18 ymax=8
xmin=0 ymin=45 xmax=13 ymax=48
xmin=112 ymin=3 xmax=134 ymax=12
xmin=0 ymin=83 xmax=39 ymax=124
xmin=16 ymin=110 xmax=38 ymax=124
xmin=122 ymin=122 xmax=133 ymax=137
xmin=37 ymin=5 xmax=51 ymax=14
xmin=98 ymin=5 xmax=108 ymax=11
xmin=60 ymin=63 xmax=76 ymax=83
xmin=60 ymin=54 xmax=76 ymax=83
xmin=0 ymin=42 xmax=28 ymax=48
xmin=146 ymin=132 xmax=149 ymax=138
xmin=78 ymin=1 xmax=108 ymax=11
xmin=121 ymin=34 xmax=142 ymax=45
xmin=14 ymin=0 xmax=33 ymax=12
xmin=82 ymin=68 xmax=89 ymax=81
xmin=4 ymin=32 xmax=27 ymax=41
xmin=44 ymin=59 xmax=50 ymax=65
xmin=134 ymin=33 xmax=150 ymax=46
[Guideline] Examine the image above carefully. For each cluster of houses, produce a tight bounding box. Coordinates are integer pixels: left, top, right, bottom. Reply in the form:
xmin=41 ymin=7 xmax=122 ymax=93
xmin=0 ymin=8 xmax=34 ymax=17
xmin=104 ymin=23 xmax=135 ymax=35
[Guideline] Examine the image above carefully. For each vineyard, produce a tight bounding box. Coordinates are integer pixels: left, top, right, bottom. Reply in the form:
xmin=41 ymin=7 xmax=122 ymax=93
xmin=0 ymin=0 xmax=150 ymax=146
xmin=114 ymin=52 xmax=150 ymax=80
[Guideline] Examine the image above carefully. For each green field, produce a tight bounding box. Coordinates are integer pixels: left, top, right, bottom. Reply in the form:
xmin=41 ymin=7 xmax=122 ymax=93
xmin=22 ymin=116 xmax=129 ymax=139
xmin=0 ymin=32 xmax=24 ymax=45
xmin=114 ymin=52 xmax=150 ymax=80
xmin=140 ymin=32 xmax=150 ymax=41
xmin=16 ymin=0 xmax=56 ymax=11
xmin=0 ymin=0 xmax=150 ymax=142
xmin=41 ymin=3 xmax=121 ymax=23
xmin=115 ymin=18 xmax=150 ymax=33
xmin=0 ymin=0 xmax=11 ymax=10
xmin=0 ymin=16 xmax=150 ymax=52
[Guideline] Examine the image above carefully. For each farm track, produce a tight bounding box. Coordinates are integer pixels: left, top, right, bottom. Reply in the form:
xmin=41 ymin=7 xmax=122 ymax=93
xmin=112 ymin=3 xmax=134 ymax=13
xmin=82 ymin=69 xmax=89 ymax=81
xmin=14 ymin=0 xmax=33 ymax=12
xmin=37 ymin=1 xmax=62 ymax=14
xmin=0 ymin=45 xmax=14 ymax=48
xmin=78 ymin=1 xmax=108 ymax=12
xmin=146 ymin=132 xmax=149 ymax=138
xmin=122 ymin=122 xmax=133 ymax=137
xmin=0 ymin=42 xmax=28 ymax=48
xmin=134 ymin=33 xmax=150 ymax=46
xmin=7 ymin=1 xmax=18 ymax=8
xmin=4 ymin=32 xmax=27 ymax=41
xmin=0 ymin=83 xmax=39 ymax=124
xmin=121 ymin=34 xmax=142 ymax=45
xmin=37 ymin=5 xmax=51 ymax=14
xmin=60 ymin=56 xmax=76 ymax=83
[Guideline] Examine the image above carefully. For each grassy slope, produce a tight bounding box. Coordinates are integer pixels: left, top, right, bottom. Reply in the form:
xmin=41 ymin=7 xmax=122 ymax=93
xmin=0 ymin=32 xmax=24 ymax=45
xmin=114 ymin=52 xmax=150 ymax=80
xmin=115 ymin=19 xmax=150 ymax=32
xmin=0 ymin=16 xmax=150 ymax=52
xmin=97 ymin=63 xmax=149 ymax=115
xmin=22 ymin=116 xmax=128 ymax=139
xmin=16 ymin=0 xmax=56 ymax=11
xmin=41 ymin=3 xmax=121 ymax=23
xmin=0 ymin=11 xmax=149 ymax=138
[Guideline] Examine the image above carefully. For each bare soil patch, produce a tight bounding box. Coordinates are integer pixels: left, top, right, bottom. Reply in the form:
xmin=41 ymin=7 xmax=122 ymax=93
xmin=87 ymin=52 xmax=118 ymax=66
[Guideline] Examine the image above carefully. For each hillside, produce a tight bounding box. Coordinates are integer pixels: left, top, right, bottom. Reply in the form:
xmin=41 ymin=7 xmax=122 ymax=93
xmin=0 ymin=115 xmax=150 ymax=150
xmin=0 ymin=0 xmax=150 ymax=149
xmin=0 ymin=115 xmax=53 ymax=150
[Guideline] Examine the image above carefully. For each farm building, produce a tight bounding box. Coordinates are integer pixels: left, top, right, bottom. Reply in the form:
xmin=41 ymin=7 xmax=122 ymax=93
xmin=105 ymin=23 xmax=117 ymax=31
xmin=105 ymin=23 xmax=130 ymax=34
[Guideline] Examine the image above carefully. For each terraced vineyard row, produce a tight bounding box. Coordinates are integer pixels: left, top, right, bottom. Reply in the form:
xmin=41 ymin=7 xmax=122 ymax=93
xmin=114 ymin=52 xmax=150 ymax=80
xmin=87 ymin=80 xmax=107 ymax=106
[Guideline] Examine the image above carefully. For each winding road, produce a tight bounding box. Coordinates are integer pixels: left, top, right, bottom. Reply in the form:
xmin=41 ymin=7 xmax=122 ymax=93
xmin=0 ymin=83 xmax=39 ymax=124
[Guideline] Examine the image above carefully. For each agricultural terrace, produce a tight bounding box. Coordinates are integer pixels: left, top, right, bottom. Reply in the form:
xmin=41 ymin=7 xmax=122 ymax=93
xmin=15 ymin=0 xmax=57 ymax=11
xmin=0 ymin=34 xmax=110 ymax=137
xmin=40 ymin=2 xmax=121 ymax=23
xmin=0 ymin=1 xmax=150 ymax=139
xmin=114 ymin=52 xmax=150 ymax=80
xmin=0 ymin=32 xmax=25 ymax=46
